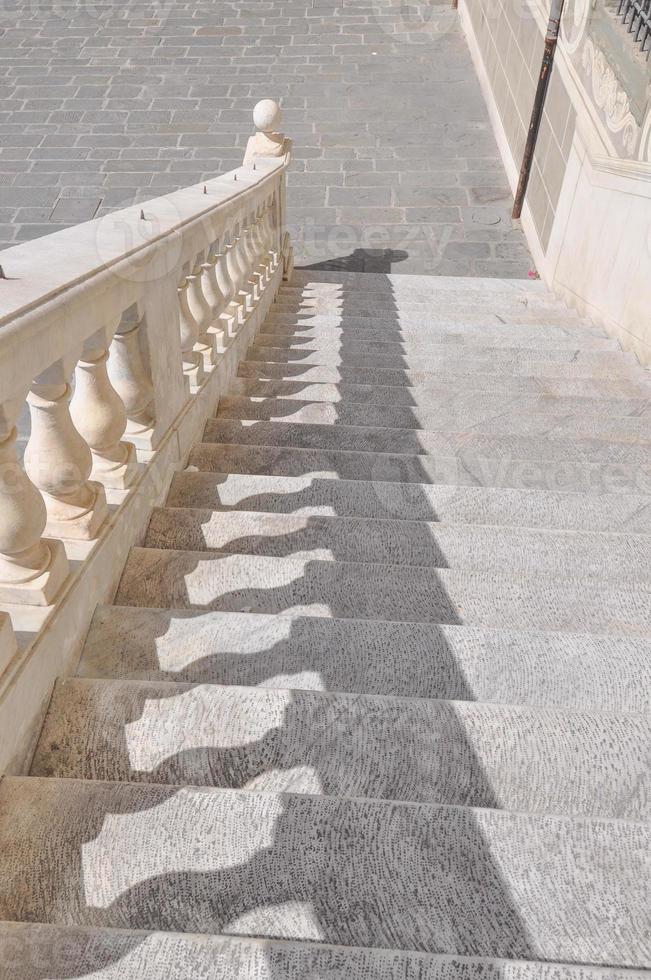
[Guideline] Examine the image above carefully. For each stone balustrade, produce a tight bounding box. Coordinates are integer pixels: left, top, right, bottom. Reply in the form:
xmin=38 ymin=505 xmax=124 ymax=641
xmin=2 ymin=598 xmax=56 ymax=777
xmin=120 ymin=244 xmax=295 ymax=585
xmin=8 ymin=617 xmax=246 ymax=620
xmin=0 ymin=102 xmax=292 ymax=673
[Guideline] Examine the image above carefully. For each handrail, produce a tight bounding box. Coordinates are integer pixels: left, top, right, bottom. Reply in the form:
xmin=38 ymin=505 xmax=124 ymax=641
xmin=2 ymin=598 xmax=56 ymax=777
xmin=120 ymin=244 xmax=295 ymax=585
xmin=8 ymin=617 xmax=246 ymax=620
xmin=0 ymin=100 xmax=293 ymax=624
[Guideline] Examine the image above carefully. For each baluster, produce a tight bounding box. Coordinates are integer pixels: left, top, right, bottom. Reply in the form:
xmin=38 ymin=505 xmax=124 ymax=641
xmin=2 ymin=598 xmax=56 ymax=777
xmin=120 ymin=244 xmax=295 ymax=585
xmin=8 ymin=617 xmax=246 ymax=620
xmin=0 ymin=394 xmax=68 ymax=605
xmin=237 ymin=214 xmax=256 ymax=309
xmin=262 ymin=200 xmax=276 ymax=274
xmin=177 ymin=273 xmax=206 ymax=389
xmin=245 ymin=211 xmax=265 ymax=302
xmin=24 ymin=358 xmax=108 ymax=539
xmin=226 ymin=229 xmax=246 ymax=324
xmin=254 ymin=206 xmax=269 ymax=284
xmin=267 ymin=195 xmax=280 ymax=272
xmin=70 ymin=327 xmax=140 ymax=490
xmin=107 ymin=309 xmax=156 ymax=449
xmin=0 ymin=612 xmax=17 ymax=670
xmin=201 ymin=244 xmax=228 ymax=351
xmin=215 ymin=236 xmax=238 ymax=337
xmin=253 ymin=205 xmax=271 ymax=286
xmin=186 ymin=253 xmax=216 ymax=369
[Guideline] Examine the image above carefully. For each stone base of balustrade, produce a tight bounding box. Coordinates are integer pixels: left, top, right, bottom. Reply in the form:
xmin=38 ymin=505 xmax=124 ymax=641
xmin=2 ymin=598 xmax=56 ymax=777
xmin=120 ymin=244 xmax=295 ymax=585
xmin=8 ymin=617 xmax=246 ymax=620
xmin=43 ymin=482 xmax=109 ymax=541
xmin=0 ymin=539 xmax=67 ymax=607
xmin=184 ymin=358 xmax=206 ymax=392
xmin=196 ymin=340 xmax=217 ymax=373
xmin=218 ymin=310 xmax=238 ymax=340
xmin=91 ymin=441 xmax=139 ymax=491
xmin=0 ymin=613 xmax=17 ymax=673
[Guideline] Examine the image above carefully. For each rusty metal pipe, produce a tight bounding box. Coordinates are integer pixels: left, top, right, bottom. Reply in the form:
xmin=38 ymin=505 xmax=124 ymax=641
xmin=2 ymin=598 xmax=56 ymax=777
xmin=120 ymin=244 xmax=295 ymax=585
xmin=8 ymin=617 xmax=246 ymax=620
xmin=512 ymin=0 xmax=566 ymax=219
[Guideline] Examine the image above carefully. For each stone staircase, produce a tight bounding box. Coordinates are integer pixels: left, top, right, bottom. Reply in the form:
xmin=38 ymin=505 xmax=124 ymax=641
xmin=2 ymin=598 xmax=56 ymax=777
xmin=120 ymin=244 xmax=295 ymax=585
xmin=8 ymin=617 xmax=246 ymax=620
xmin=1 ymin=270 xmax=650 ymax=978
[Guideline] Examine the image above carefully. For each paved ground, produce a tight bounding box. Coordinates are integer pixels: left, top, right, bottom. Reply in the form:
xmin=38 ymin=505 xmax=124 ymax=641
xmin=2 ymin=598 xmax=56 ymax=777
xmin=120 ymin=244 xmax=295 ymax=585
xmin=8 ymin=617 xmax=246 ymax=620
xmin=0 ymin=0 xmax=532 ymax=276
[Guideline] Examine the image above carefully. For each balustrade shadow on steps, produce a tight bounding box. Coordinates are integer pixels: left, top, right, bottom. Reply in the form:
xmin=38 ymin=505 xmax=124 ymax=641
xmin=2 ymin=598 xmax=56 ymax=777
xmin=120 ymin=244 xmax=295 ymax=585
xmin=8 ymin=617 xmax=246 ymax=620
xmin=8 ymin=266 xmax=624 ymax=979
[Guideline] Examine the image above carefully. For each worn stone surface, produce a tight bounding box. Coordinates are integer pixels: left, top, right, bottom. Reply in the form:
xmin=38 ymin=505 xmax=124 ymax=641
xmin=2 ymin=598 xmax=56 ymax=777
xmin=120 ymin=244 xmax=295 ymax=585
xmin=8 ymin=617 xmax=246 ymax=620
xmin=202 ymin=418 xmax=651 ymax=467
xmin=32 ymin=677 xmax=651 ymax=819
xmin=231 ymin=372 xmax=651 ymax=400
xmin=188 ymin=441 xmax=651 ymax=496
xmin=216 ymin=395 xmax=651 ymax=443
xmin=237 ymin=356 xmax=648 ymax=385
xmin=0 ymin=1 xmax=531 ymax=277
xmin=1 ymin=923 xmax=647 ymax=980
xmin=114 ymin=547 xmax=651 ymax=635
xmin=79 ymin=606 xmax=651 ymax=713
xmin=168 ymin=472 xmax=651 ymax=533
xmin=0 ymin=777 xmax=649 ymax=966
xmin=144 ymin=508 xmax=651 ymax=582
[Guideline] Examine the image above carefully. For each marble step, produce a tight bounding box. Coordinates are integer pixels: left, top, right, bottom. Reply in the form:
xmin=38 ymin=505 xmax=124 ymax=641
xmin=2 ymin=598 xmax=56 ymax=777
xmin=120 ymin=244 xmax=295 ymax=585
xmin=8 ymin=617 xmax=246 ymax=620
xmin=255 ymin=323 xmax=619 ymax=350
xmin=237 ymin=357 xmax=650 ymax=387
xmin=244 ymin=345 xmax=641 ymax=380
xmin=0 ymin=777 xmax=648 ymax=966
xmin=144 ymin=508 xmax=651 ymax=582
xmin=277 ymin=282 xmax=565 ymax=303
xmin=115 ymin=548 xmax=651 ymax=636
xmin=32 ymin=677 xmax=651 ymax=820
xmin=6 ymin=923 xmax=641 ymax=980
xmin=272 ymin=291 xmax=581 ymax=316
xmin=289 ymin=270 xmax=549 ymax=293
xmin=233 ymin=370 xmax=651 ymax=401
xmin=79 ymin=606 xmax=651 ymax=713
xmin=168 ymin=472 xmax=651 ymax=533
xmin=201 ymin=419 xmax=651 ymax=469
xmin=188 ymin=442 xmax=651 ymax=496
xmin=215 ymin=395 xmax=651 ymax=443
xmin=265 ymin=304 xmax=604 ymax=336
xmin=270 ymin=304 xmax=593 ymax=328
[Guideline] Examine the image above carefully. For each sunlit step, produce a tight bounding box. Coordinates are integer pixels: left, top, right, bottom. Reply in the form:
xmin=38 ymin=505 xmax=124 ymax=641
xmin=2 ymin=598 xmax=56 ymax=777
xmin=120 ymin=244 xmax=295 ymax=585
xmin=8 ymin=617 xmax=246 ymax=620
xmin=256 ymin=322 xmax=619 ymax=350
xmin=32 ymin=677 xmax=651 ymax=820
xmin=4 ymin=922 xmax=641 ymax=980
xmin=168 ymin=471 xmax=651 ymax=533
xmin=266 ymin=308 xmax=603 ymax=330
xmin=80 ymin=607 xmax=651 ymax=713
xmin=144 ymin=508 xmax=651 ymax=583
xmin=244 ymin=344 xmax=641 ymax=379
xmin=201 ymin=419 xmax=651 ymax=469
xmin=0 ymin=777 xmax=648 ymax=966
xmin=114 ymin=548 xmax=651 ymax=636
xmin=289 ymin=270 xmax=549 ymax=293
xmin=216 ymin=395 xmax=651 ymax=443
xmin=233 ymin=369 xmax=651 ymax=400
xmin=188 ymin=442 xmax=651 ymax=497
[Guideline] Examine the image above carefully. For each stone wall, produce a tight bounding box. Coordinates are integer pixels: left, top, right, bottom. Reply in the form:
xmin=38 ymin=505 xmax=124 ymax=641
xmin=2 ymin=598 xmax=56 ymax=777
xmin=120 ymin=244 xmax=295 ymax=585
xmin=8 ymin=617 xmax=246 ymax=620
xmin=459 ymin=0 xmax=651 ymax=366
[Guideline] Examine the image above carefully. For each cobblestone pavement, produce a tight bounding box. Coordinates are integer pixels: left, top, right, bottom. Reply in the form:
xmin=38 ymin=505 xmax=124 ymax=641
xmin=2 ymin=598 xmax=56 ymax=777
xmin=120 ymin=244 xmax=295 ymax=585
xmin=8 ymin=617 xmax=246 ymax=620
xmin=0 ymin=0 xmax=532 ymax=276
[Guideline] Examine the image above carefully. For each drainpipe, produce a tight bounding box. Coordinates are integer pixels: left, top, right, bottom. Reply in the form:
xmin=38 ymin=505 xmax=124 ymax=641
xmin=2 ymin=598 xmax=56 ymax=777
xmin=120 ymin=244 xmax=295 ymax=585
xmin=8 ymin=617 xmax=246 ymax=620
xmin=512 ymin=0 xmax=566 ymax=219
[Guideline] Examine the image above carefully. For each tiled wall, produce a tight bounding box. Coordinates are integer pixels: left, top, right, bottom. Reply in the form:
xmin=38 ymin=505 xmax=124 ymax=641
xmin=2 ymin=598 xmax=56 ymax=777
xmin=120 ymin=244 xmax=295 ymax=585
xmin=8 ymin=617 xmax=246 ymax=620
xmin=465 ymin=0 xmax=576 ymax=251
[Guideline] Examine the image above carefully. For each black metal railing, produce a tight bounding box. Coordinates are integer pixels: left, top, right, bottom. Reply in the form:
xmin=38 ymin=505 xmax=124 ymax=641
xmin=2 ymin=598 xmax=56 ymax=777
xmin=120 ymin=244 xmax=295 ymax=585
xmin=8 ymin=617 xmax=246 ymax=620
xmin=617 ymin=0 xmax=651 ymax=57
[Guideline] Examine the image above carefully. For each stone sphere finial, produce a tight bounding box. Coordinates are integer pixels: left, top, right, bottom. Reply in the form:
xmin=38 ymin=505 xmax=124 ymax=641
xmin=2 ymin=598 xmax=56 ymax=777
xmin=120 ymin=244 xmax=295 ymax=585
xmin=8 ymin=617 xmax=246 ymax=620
xmin=253 ymin=99 xmax=282 ymax=134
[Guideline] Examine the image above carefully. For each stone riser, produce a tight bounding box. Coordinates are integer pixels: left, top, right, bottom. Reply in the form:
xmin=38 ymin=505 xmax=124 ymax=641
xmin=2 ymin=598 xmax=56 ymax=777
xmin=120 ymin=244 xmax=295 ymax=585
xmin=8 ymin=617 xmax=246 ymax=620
xmin=255 ymin=325 xmax=619 ymax=351
xmin=0 ymin=777 xmax=648 ymax=967
xmin=167 ymin=472 xmax=651 ymax=534
xmin=144 ymin=508 xmax=651 ymax=583
xmin=231 ymin=373 xmax=651 ymax=401
xmin=114 ymin=548 xmax=651 ymax=636
xmin=79 ymin=607 xmax=651 ymax=714
xmin=266 ymin=310 xmax=602 ymax=330
xmin=188 ymin=442 xmax=651 ymax=496
xmin=202 ymin=419 xmax=651 ymax=468
xmin=1 ymin=922 xmax=641 ymax=980
xmin=31 ymin=677 xmax=651 ymax=820
xmin=237 ymin=358 xmax=649 ymax=385
xmin=215 ymin=395 xmax=651 ymax=443
xmin=244 ymin=346 xmax=640 ymax=378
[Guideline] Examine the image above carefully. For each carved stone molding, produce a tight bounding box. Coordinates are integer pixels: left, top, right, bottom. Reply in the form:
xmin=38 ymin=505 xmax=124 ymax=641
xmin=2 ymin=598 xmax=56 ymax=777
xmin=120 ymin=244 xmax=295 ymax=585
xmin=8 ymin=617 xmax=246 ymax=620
xmin=581 ymin=38 xmax=639 ymax=156
xmin=640 ymin=105 xmax=651 ymax=163
xmin=561 ymin=0 xmax=591 ymax=54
